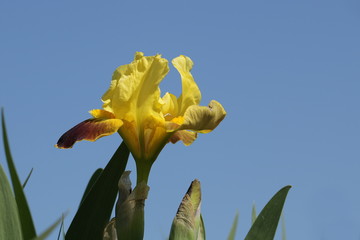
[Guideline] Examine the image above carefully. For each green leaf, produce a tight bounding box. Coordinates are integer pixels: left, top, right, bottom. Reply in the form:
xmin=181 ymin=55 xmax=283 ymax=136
xmin=227 ymin=212 xmax=239 ymax=240
xmin=22 ymin=168 xmax=34 ymax=189
xmin=65 ymin=142 xmax=129 ymax=240
xmin=244 ymin=186 xmax=291 ymax=240
xmin=0 ymin=163 xmax=23 ymax=240
xmin=79 ymin=168 xmax=103 ymax=206
xmin=1 ymin=109 xmax=37 ymax=239
xmin=32 ymin=216 xmax=63 ymax=240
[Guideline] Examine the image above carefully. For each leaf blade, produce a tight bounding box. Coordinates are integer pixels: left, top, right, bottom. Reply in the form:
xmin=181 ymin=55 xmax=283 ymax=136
xmin=32 ymin=216 xmax=63 ymax=240
xmin=79 ymin=168 xmax=103 ymax=207
xmin=65 ymin=142 xmax=129 ymax=240
xmin=1 ymin=109 xmax=37 ymax=239
xmin=227 ymin=212 xmax=239 ymax=240
xmin=244 ymin=186 xmax=291 ymax=240
xmin=0 ymin=163 xmax=23 ymax=240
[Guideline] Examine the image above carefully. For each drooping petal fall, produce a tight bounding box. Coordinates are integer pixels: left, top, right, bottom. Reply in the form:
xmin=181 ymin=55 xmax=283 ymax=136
xmin=56 ymin=110 xmax=122 ymax=149
xmin=166 ymin=100 xmax=226 ymax=134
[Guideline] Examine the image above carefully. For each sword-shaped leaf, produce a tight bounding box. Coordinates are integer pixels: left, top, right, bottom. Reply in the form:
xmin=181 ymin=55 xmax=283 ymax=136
xmin=1 ymin=109 xmax=36 ymax=239
xmin=65 ymin=142 xmax=129 ymax=240
xmin=227 ymin=212 xmax=239 ymax=240
xmin=244 ymin=186 xmax=291 ymax=240
xmin=0 ymin=163 xmax=23 ymax=240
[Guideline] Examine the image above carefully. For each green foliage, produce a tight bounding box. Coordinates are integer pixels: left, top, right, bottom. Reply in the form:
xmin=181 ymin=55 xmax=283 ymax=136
xmin=227 ymin=212 xmax=239 ymax=240
xmin=1 ymin=110 xmax=62 ymax=240
xmin=0 ymin=163 xmax=23 ymax=240
xmin=65 ymin=142 xmax=130 ymax=240
xmin=79 ymin=168 xmax=103 ymax=206
xmin=244 ymin=186 xmax=291 ymax=240
xmin=32 ymin=216 xmax=63 ymax=240
xmin=1 ymin=109 xmax=292 ymax=240
xmin=1 ymin=110 xmax=37 ymax=239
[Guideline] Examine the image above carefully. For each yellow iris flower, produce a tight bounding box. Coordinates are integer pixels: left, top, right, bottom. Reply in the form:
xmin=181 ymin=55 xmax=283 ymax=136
xmin=56 ymin=52 xmax=226 ymax=181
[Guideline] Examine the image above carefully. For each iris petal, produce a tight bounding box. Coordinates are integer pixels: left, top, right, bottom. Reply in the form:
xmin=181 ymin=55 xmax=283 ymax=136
xmin=102 ymin=52 xmax=169 ymax=125
xmin=56 ymin=118 xmax=123 ymax=149
xmin=172 ymin=55 xmax=201 ymax=115
xmin=166 ymin=100 xmax=226 ymax=133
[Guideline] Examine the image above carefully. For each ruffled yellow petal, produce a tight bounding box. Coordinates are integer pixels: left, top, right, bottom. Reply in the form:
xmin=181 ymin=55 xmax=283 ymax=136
xmin=172 ymin=55 xmax=201 ymax=115
xmin=56 ymin=117 xmax=123 ymax=149
xmin=166 ymin=100 xmax=226 ymax=133
xmin=102 ymin=52 xmax=169 ymax=126
xmin=100 ymin=52 xmax=172 ymax=161
xmin=169 ymin=130 xmax=197 ymax=146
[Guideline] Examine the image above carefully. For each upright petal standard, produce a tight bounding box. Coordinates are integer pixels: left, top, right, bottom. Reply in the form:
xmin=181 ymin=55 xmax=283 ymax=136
xmin=56 ymin=52 xmax=226 ymax=182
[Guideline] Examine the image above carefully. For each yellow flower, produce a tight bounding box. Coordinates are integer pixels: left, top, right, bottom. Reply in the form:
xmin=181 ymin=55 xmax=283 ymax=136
xmin=56 ymin=52 xmax=226 ymax=180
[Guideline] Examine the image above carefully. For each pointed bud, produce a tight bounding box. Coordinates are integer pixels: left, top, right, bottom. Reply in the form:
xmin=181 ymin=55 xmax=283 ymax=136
xmin=169 ymin=179 xmax=205 ymax=240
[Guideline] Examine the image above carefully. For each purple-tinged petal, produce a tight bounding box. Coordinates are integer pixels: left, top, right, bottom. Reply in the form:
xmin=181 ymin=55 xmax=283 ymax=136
xmin=56 ymin=118 xmax=123 ymax=149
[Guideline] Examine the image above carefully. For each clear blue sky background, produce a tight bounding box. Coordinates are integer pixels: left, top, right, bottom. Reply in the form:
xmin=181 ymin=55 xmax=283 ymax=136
xmin=1 ymin=1 xmax=359 ymax=239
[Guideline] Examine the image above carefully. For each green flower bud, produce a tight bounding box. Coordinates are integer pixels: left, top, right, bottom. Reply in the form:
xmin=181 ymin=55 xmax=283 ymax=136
xmin=169 ymin=179 xmax=205 ymax=240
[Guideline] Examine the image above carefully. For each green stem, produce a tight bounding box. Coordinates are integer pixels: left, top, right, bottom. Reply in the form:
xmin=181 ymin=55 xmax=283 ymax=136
xmin=136 ymin=161 xmax=152 ymax=185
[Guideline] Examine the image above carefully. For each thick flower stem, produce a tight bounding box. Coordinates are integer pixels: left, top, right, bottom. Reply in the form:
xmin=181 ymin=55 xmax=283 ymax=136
xmin=136 ymin=161 xmax=152 ymax=185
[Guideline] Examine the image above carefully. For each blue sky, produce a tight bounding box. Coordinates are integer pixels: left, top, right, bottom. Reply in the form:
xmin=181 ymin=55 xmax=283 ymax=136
xmin=1 ymin=0 xmax=359 ymax=239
